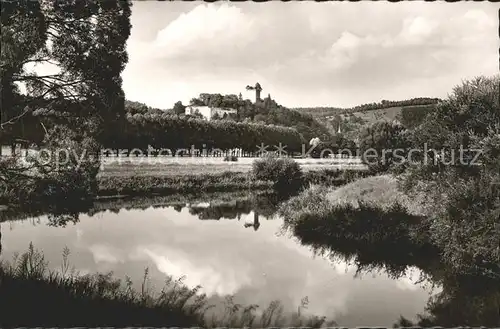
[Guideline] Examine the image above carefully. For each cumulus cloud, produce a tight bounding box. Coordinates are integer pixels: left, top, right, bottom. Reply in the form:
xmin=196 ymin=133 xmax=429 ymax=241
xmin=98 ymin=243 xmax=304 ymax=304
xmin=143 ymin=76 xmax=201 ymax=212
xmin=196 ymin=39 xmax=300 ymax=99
xmin=154 ymin=4 xmax=256 ymax=63
xmin=123 ymin=2 xmax=498 ymax=108
xmin=398 ymin=16 xmax=440 ymax=45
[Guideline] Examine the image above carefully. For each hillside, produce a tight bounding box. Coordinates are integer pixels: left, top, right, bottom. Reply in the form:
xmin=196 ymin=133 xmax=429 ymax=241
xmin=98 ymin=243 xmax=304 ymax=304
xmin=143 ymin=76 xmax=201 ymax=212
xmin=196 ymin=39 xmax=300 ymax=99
xmin=294 ymin=98 xmax=440 ymax=141
xmin=186 ymin=93 xmax=333 ymax=142
xmin=294 ymin=97 xmax=440 ymax=119
xmin=339 ymin=104 xmax=436 ymax=123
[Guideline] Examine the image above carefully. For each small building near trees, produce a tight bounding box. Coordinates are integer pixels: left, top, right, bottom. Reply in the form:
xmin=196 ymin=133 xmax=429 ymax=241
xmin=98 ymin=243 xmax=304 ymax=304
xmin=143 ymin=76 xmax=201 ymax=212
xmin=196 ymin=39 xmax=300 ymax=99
xmin=185 ymin=106 xmax=237 ymax=121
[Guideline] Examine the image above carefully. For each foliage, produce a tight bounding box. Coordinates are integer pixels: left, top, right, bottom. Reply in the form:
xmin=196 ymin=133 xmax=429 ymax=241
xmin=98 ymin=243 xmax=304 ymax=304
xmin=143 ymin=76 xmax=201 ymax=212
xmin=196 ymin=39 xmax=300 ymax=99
xmin=190 ymin=92 xmax=333 ymax=142
xmin=173 ymin=101 xmax=186 ymax=115
xmin=125 ymin=100 xmax=166 ymax=116
xmin=399 ymin=104 xmax=435 ymax=129
xmin=358 ymin=121 xmax=410 ymax=173
xmin=432 ymin=174 xmax=499 ymax=277
xmin=17 ymin=106 xmax=305 ymax=153
xmin=252 ymin=156 xmax=303 ymax=193
xmin=117 ymin=113 xmax=305 ymax=153
xmin=0 ymin=125 xmax=100 ymax=210
xmin=0 ymin=0 xmax=131 ymax=206
xmin=308 ymin=135 xmax=358 ymax=158
xmin=258 ymin=106 xmax=332 ymax=142
xmin=325 ymin=113 xmax=368 ymax=141
xmin=401 ymin=75 xmax=500 ymax=277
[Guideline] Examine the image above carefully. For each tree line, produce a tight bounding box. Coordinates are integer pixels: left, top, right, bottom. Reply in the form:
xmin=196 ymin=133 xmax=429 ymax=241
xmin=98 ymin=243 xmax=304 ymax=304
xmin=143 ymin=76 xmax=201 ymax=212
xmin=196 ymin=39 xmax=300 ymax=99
xmin=117 ymin=112 xmax=305 ymax=153
xmin=2 ymin=107 xmax=306 ymax=154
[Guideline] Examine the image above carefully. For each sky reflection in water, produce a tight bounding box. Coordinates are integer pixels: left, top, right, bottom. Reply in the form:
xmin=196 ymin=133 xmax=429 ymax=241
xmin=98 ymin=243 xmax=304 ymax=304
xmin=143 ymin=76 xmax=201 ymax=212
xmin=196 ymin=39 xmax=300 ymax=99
xmin=0 ymin=206 xmax=433 ymax=326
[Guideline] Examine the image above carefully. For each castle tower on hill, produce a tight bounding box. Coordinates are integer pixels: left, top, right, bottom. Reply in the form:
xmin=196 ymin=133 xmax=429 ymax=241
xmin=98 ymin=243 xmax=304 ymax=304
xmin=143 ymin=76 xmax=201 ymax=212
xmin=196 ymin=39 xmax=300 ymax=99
xmin=246 ymin=82 xmax=263 ymax=104
xmin=255 ymin=83 xmax=262 ymax=102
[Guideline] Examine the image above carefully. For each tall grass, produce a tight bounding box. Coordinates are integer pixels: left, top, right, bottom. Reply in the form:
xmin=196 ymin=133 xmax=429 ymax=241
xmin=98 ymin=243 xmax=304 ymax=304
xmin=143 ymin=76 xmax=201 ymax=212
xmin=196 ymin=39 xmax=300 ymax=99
xmin=0 ymin=244 xmax=337 ymax=328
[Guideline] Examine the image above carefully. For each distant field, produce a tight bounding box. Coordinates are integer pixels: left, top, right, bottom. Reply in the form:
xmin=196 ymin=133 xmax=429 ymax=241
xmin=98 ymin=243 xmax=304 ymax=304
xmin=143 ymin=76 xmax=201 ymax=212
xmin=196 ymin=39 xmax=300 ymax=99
xmin=2 ymin=146 xmax=367 ymax=177
xmin=99 ymin=156 xmax=367 ymax=177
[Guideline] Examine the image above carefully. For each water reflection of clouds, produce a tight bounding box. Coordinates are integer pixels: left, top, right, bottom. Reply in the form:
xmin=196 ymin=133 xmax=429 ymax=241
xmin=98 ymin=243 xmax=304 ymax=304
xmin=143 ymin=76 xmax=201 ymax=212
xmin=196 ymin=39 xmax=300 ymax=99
xmin=133 ymin=246 xmax=253 ymax=296
xmin=88 ymin=244 xmax=125 ymax=265
xmin=1 ymin=207 xmax=431 ymax=326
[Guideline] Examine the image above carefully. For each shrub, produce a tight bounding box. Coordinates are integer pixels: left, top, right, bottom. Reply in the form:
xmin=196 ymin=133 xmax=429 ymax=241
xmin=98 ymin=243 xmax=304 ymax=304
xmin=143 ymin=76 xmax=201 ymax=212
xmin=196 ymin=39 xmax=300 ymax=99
xmin=402 ymin=75 xmax=500 ymax=276
xmin=223 ymin=155 xmax=238 ymax=162
xmin=252 ymin=156 xmax=303 ymax=193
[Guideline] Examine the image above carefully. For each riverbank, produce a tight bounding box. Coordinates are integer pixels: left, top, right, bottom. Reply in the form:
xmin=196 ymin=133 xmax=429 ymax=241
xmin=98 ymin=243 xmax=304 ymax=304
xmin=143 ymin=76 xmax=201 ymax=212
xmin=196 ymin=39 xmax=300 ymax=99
xmin=97 ymin=162 xmax=371 ymax=197
xmin=0 ymin=157 xmax=370 ymax=212
xmin=98 ymin=171 xmax=270 ymax=197
xmin=0 ymin=190 xmax=282 ymax=223
xmin=0 ymin=169 xmax=371 ymax=222
xmin=277 ymin=175 xmax=500 ymax=326
xmin=278 ymin=176 xmax=435 ymax=277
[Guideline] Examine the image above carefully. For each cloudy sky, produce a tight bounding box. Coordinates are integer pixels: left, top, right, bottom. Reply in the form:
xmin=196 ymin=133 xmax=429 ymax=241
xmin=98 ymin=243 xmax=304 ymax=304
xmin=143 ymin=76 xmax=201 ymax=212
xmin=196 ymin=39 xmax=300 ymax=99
xmin=122 ymin=1 xmax=498 ymax=109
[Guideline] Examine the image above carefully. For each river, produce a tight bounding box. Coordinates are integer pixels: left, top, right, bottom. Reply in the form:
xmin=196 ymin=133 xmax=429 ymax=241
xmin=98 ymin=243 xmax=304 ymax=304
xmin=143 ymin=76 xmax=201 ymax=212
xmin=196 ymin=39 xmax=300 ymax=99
xmin=0 ymin=192 xmax=435 ymax=327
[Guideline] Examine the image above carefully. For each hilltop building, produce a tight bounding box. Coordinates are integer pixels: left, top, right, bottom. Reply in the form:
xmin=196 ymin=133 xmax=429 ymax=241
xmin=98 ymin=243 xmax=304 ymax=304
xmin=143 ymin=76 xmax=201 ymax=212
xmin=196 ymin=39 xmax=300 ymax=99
xmin=185 ymin=105 xmax=237 ymax=121
xmin=246 ymin=82 xmax=263 ymax=104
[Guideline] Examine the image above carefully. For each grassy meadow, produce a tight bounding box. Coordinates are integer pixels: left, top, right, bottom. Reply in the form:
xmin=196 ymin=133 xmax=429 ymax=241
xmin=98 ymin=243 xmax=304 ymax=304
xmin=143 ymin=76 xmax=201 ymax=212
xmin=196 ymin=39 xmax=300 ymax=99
xmin=323 ymin=175 xmax=426 ymax=216
xmin=97 ymin=157 xmax=370 ymax=197
xmin=98 ymin=156 xmax=367 ymax=177
xmin=95 ymin=156 xmax=368 ymax=196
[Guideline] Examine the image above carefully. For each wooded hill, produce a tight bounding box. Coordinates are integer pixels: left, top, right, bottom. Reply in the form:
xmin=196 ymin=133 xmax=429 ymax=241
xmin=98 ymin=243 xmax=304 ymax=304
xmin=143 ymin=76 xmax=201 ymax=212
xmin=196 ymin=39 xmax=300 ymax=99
xmin=294 ymin=98 xmax=440 ymax=141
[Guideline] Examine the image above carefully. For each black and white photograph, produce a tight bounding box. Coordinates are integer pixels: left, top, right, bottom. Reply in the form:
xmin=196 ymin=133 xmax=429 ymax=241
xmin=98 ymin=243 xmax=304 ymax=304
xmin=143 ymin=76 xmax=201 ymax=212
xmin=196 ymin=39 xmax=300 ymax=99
xmin=0 ymin=0 xmax=499 ymax=327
